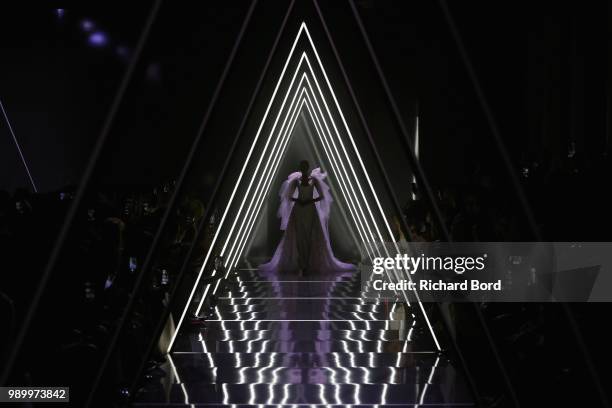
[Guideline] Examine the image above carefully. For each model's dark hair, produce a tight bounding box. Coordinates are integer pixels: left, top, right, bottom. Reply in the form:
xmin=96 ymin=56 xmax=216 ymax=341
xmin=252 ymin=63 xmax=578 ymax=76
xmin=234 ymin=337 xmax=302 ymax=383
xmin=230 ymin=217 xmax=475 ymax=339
xmin=299 ymin=160 xmax=309 ymax=168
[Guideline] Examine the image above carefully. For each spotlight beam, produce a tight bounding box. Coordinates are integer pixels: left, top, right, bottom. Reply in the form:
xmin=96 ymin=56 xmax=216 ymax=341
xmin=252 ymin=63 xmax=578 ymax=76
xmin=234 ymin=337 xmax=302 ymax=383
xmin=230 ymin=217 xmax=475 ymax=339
xmin=0 ymin=98 xmax=37 ymax=192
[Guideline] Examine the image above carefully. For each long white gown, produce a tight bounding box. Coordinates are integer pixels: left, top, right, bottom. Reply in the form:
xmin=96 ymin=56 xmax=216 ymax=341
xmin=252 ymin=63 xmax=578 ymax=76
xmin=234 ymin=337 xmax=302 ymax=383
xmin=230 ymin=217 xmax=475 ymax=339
xmin=259 ymin=168 xmax=355 ymax=275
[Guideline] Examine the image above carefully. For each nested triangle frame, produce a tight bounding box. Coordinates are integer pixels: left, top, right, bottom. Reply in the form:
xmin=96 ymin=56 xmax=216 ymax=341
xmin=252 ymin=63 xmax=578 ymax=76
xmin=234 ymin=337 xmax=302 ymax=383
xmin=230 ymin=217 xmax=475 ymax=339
xmin=167 ymin=22 xmax=441 ymax=352
xmin=242 ymin=108 xmax=364 ymax=262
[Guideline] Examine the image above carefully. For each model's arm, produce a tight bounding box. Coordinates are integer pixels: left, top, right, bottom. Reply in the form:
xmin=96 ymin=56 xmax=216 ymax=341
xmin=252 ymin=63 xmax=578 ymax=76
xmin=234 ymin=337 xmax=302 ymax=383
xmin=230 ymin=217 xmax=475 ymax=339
xmin=311 ymin=179 xmax=324 ymax=203
xmin=288 ymin=180 xmax=300 ymax=203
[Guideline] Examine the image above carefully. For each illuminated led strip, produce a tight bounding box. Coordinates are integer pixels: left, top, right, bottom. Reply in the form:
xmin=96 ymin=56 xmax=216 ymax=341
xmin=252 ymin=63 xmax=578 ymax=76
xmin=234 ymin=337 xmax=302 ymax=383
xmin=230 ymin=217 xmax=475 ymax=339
xmin=214 ymin=86 xmax=309 ymax=289
xmin=418 ymin=354 xmax=441 ymax=405
xmin=302 ymin=26 xmax=394 ymax=244
xmin=0 ymin=98 xmax=38 ymax=192
xmin=301 ymin=69 xmax=380 ymax=249
xmin=306 ymin=94 xmax=407 ymax=304
xmin=230 ymin=72 xmax=382 ymax=271
xmin=167 ymin=354 xmax=189 ymax=404
xmin=227 ymin=72 xmax=381 ymax=271
xmin=302 ymin=68 xmax=407 ymax=300
xmin=226 ymin=100 xmax=306 ymax=272
xmin=223 ymin=54 xmax=397 ymax=276
xmin=307 ymin=104 xmax=432 ymax=404
xmin=225 ymin=75 xmax=379 ymax=271
xmin=240 ymin=109 xmax=364 ymax=263
xmin=301 ymin=85 xmax=373 ymax=241
xmin=227 ymin=65 xmax=391 ymax=298
xmin=174 ymin=27 xmax=378 ymax=349
xmin=230 ymin=90 xmax=377 ymax=271
xmin=232 ymin=137 xmax=373 ymax=271
xmin=301 ymin=115 xmax=362 ymax=253
xmin=412 ymin=115 xmax=419 ymax=200
xmin=224 ymin=93 xmax=307 ymax=278
xmin=299 ymin=83 xmax=380 ymax=260
xmin=170 ymin=22 xmax=440 ymax=352
xmin=301 ymin=90 xmax=396 ymax=286
xmin=303 ymin=58 xmax=387 ymax=265
xmin=207 ymin=319 xmax=389 ymax=322
xmin=300 ymin=25 xmax=440 ymax=350
xmin=230 ymin=80 xmax=397 ymax=305
xmin=223 ymin=77 xmax=309 ymax=272
xmin=217 ymin=53 xmax=309 ymax=264
xmin=230 ymin=69 xmax=408 ymax=338
xmin=299 ymin=78 xmax=405 ymax=298
xmin=230 ymin=88 xmax=396 ymax=320
xmin=165 ymin=34 xmax=309 ymax=351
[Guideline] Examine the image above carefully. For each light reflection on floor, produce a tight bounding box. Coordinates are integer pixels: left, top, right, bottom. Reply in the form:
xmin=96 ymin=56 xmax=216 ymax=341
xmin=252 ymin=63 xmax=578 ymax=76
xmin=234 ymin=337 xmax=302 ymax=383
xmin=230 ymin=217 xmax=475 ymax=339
xmin=134 ymin=269 xmax=474 ymax=406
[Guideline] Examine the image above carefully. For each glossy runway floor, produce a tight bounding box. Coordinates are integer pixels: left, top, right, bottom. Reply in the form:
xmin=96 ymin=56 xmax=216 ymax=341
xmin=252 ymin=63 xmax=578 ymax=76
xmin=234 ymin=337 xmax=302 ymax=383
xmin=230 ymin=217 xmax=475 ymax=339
xmin=134 ymin=268 xmax=474 ymax=407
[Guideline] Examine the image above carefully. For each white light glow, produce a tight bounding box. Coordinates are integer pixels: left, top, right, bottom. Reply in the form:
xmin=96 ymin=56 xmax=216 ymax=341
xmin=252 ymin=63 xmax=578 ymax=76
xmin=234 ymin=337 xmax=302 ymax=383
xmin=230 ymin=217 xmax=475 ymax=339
xmin=166 ymin=29 xmax=309 ymax=351
xmin=299 ymin=24 xmax=440 ymax=348
xmin=169 ymin=22 xmax=440 ymax=354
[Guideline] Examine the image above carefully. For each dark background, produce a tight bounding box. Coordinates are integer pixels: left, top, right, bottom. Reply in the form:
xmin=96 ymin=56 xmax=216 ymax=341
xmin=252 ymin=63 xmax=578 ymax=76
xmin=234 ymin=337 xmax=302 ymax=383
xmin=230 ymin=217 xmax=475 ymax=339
xmin=1 ymin=2 xmax=611 ymax=406
xmin=2 ymin=1 xmax=607 ymax=195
